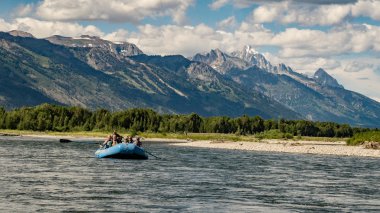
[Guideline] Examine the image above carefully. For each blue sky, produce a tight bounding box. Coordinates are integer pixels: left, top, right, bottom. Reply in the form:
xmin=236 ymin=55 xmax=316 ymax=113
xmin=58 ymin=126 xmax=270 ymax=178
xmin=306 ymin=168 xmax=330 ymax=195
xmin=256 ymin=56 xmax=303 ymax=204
xmin=0 ymin=0 xmax=379 ymax=101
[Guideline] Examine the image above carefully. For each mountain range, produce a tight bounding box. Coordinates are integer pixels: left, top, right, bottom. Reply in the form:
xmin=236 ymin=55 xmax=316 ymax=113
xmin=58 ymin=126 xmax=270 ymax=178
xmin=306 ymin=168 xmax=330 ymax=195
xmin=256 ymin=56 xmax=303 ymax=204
xmin=0 ymin=30 xmax=379 ymax=127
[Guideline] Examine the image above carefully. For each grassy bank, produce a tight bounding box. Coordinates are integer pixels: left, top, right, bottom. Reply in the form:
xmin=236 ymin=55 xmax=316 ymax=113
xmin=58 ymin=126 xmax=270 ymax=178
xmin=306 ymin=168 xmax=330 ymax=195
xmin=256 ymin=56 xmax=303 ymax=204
xmin=0 ymin=129 xmax=346 ymax=142
xmin=347 ymin=131 xmax=380 ymax=146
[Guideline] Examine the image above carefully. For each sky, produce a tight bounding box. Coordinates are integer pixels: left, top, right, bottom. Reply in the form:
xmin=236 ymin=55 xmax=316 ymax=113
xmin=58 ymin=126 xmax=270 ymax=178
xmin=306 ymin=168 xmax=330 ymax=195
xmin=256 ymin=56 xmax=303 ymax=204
xmin=0 ymin=0 xmax=379 ymax=102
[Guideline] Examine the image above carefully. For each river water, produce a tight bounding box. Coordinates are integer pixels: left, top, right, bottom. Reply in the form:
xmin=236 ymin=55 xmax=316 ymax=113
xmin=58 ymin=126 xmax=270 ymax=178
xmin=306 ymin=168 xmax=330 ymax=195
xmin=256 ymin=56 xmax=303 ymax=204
xmin=0 ymin=137 xmax=379 ymax=212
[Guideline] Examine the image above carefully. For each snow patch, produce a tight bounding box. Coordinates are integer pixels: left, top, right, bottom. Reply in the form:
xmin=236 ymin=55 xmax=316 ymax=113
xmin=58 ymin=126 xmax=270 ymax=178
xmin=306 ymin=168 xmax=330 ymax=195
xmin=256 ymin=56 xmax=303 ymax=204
xmin=245 ymin=45 xmax=258 ymax=55
xmin=73 ymin=37 xmax=92 ymax=40
xmin=157 ymin=77 xmax=187 ymax=98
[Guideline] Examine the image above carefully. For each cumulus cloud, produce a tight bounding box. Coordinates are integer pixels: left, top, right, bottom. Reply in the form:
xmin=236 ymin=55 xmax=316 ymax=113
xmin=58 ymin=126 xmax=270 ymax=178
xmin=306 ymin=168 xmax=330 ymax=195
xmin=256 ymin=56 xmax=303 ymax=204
xmin=269 ymin=24 xmax=380 ymax=58
xmin=127 ymin=24 xmax=235 ymax=56
xmin=103 ymin=29 xmax=129 ymax=42
xmin=2 ymin=16 xmax=379 ymax=60
xmin=250 ymin=0 xmax=380 ymax=26
xmin=330 ymin=58 xmax=380 ymax=101
xmin=209 ymin=0 xmax=358 ymax=10
xmin=217 ymin=16 xmax=237 ymax=30
xmin=119 ymin=20 xmax=380 ymax=59
xmin=209 ymin=0 xmax=229 ymax=10
xmin=344 ymin=61 xmax=374 ymax=72
xmin=0 ymin=19 xmax=13 ymax=32
xmin=125 ymin=22 xmax=276 ymax=56
xmin=0 ymin=18 xmax=104 ymax=38
xmin=22 ymin=0 xmax=193 ymax=24
xmin=352 ymin=0 xmax=380 ymax=20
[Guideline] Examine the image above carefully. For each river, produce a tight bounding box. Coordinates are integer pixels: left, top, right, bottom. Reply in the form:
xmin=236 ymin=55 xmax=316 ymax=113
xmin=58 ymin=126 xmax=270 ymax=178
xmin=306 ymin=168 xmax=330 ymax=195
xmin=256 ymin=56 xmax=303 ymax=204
xmin=0 ymin=136 xmax=379 ymax=212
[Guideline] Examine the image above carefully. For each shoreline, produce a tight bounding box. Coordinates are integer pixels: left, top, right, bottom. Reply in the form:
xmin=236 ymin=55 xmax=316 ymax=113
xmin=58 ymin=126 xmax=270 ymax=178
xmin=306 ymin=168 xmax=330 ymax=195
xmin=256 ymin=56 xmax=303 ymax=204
xmin=1 ymin=132 xmax=379 ymax=158
xmin=171 ymin=139 xmax=380 ymax=158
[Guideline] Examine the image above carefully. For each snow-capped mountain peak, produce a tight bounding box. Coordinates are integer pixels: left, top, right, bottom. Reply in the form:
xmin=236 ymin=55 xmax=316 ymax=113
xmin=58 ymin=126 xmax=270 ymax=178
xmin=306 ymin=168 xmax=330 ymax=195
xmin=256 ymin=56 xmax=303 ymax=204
xmin=230 ymin=45 xmax=276 ymax=73
xmin=245 ymin=45 xmax=259 ymax=55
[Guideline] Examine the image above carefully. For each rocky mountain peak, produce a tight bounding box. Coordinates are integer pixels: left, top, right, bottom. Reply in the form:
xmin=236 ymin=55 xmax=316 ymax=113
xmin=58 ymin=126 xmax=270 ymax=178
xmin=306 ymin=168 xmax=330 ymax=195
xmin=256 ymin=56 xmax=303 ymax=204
xmin=210 ymin=48 xmax=227 ymax=61
xmin=231 ymin=45 xmax=259 ymax=61
xmin=192 ymin=48 xmax=227 ymax=64
xmin=46 ymin=34 xmax=143 ymax=56
xmin=313 ymin=68 xmax=343 ymax=88
xmin=8 ymin=30 xmax=34 ymax=38
xmin=245 ymin=45 xmax=259 ymax=54
xmin=230 ymin=45 xmax=275 ymax=73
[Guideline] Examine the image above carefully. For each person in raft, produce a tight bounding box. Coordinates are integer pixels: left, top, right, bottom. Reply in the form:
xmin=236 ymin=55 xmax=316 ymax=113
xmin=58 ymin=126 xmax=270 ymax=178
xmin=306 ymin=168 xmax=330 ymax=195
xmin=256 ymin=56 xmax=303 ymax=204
xmin=135 ymin=137 xmax=142 ymax=147
xmin=125 ymin=136 xmax=134 ymax=143
xmin=102 ymin=135 xmax=113 ymax=148
xmin=112 ymin=131 xmax=123 ymax=146
xmin=101 ymin=131 xmax=123 ymax=148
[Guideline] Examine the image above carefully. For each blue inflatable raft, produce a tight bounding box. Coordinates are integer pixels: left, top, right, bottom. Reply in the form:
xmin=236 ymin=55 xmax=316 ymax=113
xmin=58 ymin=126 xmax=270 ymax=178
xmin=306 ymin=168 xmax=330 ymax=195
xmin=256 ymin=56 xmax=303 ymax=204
xmin=95 ymin=143 xmax=148 ymax=159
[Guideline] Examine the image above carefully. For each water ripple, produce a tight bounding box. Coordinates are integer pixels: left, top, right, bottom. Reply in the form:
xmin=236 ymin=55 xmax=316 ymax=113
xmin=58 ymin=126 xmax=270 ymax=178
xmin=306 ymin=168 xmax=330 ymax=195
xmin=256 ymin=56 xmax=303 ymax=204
xmin=0 ymin=139 xmax=379 ymax=212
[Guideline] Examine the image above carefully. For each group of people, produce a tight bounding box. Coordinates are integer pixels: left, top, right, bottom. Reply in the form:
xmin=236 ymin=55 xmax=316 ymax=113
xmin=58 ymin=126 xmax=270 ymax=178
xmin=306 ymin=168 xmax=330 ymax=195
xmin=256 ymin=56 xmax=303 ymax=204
xmin=101 ymin=131 xmax=142 ymax=148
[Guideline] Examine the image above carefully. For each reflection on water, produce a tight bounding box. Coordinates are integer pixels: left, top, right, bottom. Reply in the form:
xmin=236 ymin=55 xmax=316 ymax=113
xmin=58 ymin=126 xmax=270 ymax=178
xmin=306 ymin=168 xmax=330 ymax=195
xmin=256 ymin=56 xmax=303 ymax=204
xmin=0 ymin=137 xmax=379 ymax=212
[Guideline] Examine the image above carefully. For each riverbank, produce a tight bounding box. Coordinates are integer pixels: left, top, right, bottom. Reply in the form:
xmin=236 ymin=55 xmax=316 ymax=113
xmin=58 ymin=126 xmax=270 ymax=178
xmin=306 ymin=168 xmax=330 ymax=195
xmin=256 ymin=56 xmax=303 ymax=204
xmin=1 ymin=130 xmax=379 ymax=157
xmin=171 ymin=140 xmax=380 ymax=158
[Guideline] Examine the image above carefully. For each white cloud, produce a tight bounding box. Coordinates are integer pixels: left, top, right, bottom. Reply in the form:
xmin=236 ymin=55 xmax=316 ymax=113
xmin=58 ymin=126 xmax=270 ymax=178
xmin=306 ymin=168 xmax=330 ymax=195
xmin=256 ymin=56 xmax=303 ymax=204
xmin=209 ymin=0 xmax=229 ymax=10
xmin=217 ymin=16 xmax=237 ymax=30
xmin=0 ymin=18 xmax=104 ymax=38
xmin=209 ymin=0 xmax=360 ymax=10
xmin=352 ymin=0 xmax=380 ymax=20
xmin=125 ymin=22 xmax=275 ymax=56
xmin=104 ymin=29 xmax=129 ymax=42
xmin=344 ymin=61 xmax=374 ymax=73
xmin=264 ymin=54 xmax=342 ymax=74
xmin=250 ymin=0 xmax=380 ymax=26
xmin=2 ymin=17 xmax=379 ymax=60
xmin=330 ymin=58 xmax=380 ymax=101
xmin=122 ymin=20 xmax=380 ymax=60
xmin=269 ymin=24 xmax=380 ymax=58
xmin=0 ymin=19 xmax=13 ymax=32
xmin=209 ymin=0 xmax=257 ymax=9
xmin=127 ymin=24 xmax=236 ymax=56
xmin=28 ymin=0 xmax=193 ymax=24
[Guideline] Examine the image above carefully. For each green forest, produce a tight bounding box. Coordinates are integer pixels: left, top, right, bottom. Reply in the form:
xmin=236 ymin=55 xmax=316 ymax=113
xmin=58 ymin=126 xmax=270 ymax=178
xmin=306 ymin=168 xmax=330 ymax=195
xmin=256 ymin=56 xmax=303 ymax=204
xmin=0 ymin=104 xmax=376 ymax=138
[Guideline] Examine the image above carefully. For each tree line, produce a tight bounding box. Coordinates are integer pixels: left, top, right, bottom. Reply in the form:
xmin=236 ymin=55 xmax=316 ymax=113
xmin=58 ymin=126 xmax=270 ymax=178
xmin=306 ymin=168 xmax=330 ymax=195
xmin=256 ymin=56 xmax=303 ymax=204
xmin=0 ymin=104 xmax=374 ymax=137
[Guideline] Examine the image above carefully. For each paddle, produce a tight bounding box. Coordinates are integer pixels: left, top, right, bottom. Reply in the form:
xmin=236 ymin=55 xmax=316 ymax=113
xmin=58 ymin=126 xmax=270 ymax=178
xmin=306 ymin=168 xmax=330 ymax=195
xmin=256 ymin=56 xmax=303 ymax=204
xmin=144 ymin=149 xmax=161 ymax=159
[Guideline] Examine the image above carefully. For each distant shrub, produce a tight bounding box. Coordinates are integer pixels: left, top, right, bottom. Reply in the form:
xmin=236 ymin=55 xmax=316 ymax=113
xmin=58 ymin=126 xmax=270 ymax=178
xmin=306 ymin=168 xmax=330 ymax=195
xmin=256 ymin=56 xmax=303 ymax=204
xmin=255 ymin=129 xmax=283 ymax=139
xmin=347 ymin=131 xmax=380 ymax=146
xmin=283 ymin=133 xmax=294 ymax=140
